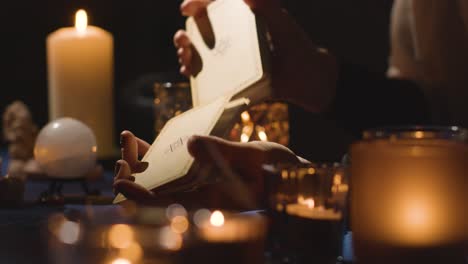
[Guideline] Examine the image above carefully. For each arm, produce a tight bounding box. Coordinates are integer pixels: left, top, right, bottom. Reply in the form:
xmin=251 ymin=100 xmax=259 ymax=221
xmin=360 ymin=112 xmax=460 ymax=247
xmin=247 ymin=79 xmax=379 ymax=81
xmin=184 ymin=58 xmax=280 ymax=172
xmin=175 ymin=0 xmax=337 ymax=113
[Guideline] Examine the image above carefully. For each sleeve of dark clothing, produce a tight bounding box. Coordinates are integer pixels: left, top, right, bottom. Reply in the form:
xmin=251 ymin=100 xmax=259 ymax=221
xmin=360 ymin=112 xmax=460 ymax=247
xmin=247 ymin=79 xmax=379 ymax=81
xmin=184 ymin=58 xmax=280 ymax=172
xmin=325 ymin=62 xmax=431 ymax=138
xmin=289 ymin=61 xmax=430 ymax=161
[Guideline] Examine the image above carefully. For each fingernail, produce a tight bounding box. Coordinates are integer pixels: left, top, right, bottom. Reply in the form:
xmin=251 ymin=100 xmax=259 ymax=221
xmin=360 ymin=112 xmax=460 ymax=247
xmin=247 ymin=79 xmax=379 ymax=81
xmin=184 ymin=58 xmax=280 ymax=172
xmin=114 ymin=162 xmax=121 ymax=177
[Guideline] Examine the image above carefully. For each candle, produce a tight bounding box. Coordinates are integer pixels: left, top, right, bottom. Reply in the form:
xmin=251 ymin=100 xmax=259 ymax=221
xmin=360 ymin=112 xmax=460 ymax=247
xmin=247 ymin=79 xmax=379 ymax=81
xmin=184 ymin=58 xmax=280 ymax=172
xmin=186 ymin=210 xmax=266 ymax=264
xmin=351 ymin=128 xmax=468 ymax=263
xmin=47 ymin=10 xmax=115 ymax=158
xmin=285 ymin=197 xmax=342 ymax=221
xmin=198 ymin=210 xmax=266 ymax=242
xmin=268 ymin=164 xmax=349 ymax=264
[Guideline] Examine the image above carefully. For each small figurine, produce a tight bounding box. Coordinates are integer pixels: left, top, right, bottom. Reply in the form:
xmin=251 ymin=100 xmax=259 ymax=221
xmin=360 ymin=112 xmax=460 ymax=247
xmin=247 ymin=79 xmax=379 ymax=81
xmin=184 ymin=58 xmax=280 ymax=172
xmin=0 ymin=101 xmax=38 ymax=205
xmin=3 ymin=101 xmax=38 ymax=159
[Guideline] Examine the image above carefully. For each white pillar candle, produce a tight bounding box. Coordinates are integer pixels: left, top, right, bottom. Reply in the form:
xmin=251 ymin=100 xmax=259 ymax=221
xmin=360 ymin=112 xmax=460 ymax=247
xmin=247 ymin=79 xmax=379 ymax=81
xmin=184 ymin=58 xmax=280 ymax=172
xmin=47 ymin=10 xmax=115 ymax=158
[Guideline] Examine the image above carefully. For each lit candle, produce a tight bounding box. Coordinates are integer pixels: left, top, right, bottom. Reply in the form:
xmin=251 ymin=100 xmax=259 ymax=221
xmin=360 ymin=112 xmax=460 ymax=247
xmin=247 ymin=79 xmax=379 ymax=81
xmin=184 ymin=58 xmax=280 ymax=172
xmin=188 ymin=210 xmax=267 ymax=264
xmin=47 ymin=10 xmax=115 ymax=158
xmin=285 ymin=196 xmax=342 ymax=221
xmin=351 ymin=128 xmax=468 ymax=263
xmin=199 ymin=210 xmax=266 ymax=242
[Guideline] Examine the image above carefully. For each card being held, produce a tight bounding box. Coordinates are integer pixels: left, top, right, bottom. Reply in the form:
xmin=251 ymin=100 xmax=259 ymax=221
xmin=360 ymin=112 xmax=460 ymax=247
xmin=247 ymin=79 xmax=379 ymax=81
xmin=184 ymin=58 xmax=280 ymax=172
xmin=187 ymin=0 xmax=272 ymax=107
xmin=113 ymin=95 xmax=231 ymax=203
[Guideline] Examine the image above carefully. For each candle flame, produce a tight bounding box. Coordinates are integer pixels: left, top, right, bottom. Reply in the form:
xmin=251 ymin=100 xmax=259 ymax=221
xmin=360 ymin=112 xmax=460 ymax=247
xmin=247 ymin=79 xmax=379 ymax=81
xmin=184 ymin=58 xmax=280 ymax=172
xmin=210 ymin=210 xmax=225 ymax=227
xmin=241 ymin=133 xmax=250 ymax=143
xmin=241 ymin=111 xmax=250 ymax=123
xmin=258 ymin=130 xmax=268 ymax=141
xmin=414 ymin=131 xmax=424 ymax=139
xmin=298 ymin=196 xmax=315 ymax=209
xmin=111 ymin=258 xmax=131 ymax=264
xmin=75 ymin=9 xmax=88 ymax=34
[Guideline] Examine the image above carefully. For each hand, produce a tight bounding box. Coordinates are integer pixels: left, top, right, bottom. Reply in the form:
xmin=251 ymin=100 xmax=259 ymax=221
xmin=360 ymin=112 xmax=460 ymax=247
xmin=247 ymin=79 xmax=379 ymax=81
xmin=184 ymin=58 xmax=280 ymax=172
xmin=113 ymin=131 xmax=155 ymax=202
xmin=185 ymin=135 xmax=306 ymax=208
xmin=174 ymin=0 xmax=337 ymax=112
xmin=113 ymin=131 xmax=307 ymax=207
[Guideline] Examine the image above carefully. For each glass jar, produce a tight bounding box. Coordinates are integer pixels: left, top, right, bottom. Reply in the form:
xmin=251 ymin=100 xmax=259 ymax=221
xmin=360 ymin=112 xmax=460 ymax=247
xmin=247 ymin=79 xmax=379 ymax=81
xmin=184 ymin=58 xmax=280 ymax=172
xmin=154 ymin=82 xmax=192 ymax=136
xmin=265 ymin=163 xmax=349 ymax=264
xmin=46 ymin=204 xmax=267 ymax=264
xmin=350 ymin=127 xmax=468 ymax=264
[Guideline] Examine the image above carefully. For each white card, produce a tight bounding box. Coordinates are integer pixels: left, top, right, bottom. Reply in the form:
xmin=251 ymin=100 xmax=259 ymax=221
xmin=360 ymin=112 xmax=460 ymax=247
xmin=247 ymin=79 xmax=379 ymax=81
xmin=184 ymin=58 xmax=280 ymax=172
xmin=114 ymin=95 xmax=231 ymax=203
xmin=187 ymin=0 xmax=266 ymax=107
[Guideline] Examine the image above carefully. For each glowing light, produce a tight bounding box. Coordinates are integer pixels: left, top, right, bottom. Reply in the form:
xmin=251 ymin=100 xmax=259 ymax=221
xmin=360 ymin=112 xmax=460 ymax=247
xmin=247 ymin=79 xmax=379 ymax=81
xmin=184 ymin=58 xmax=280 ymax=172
xmin=75 ymin=9 xmax=88 ymax=34
xmin=52 ymin=122 xmax=60 ymax=129
xmin=307 ymin=168 xmax=316 ymax=175
xmin=119 ymin=242 xmax=143 ymax=263
xmin=171 ymin=216 xmax=189 ymax=234
xmin=281 ymin=170 xmax=288 ymax=180
xmin=166 ymin=204 xmax=187 ymax=220
xmin=276 ymin=203 xmax=284 ymax=211
xmin=58 ymin=221 xmax=80 ymax=244
xmin=298 ymin=197 xmax=315 ymax=209
xmin=194 ymin=209 xmax=211 ymax=228
xmin=290 ymin=171 xmax=296 ymax=179
xmin=159 ymin=227 xmax=183 ymax=251
xmin=210 ymin=210 xmax=225 ymax=227
xmin=111 ymin=258 xmax=131 ymax=264
xmin=92 ymin=146 xmax=97 ymax=153
xmin=240 ymin=124 xmax=253 ymax=142
xmin=414 ymin=131 xmax=424 ymax=139
xmin=333 ymin=174 xmax=342 ymax=185
xmin=405 ymin=202 xmax=429 ymax=228
xmin=258 ymin=130 xmax=268 ymax=141
xmin=109 ymin=224 xmax=134 ymax=249
xmin=297 ymin=195 xmax=305 ymax=204
xmin=414 ymin=131 xmax=424 ymax=138
xmin=241 ymin=111 xmax=250 ymax=123
xmin=48 ymin=213 xmax=66 ymax=234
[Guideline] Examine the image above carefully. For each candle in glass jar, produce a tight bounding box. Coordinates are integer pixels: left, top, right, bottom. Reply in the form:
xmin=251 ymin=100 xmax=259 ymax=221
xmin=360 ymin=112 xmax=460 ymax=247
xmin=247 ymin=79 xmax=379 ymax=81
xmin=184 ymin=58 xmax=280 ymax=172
xmin=47 ymin=10 xmax=115 ymax=158
xmin=351 ymin=128 xmax=468 ymax=263
xmin=199 ymin=210 xmax=266 ymax=242
xmin=285 ymin=197 xmax=342 ymax=221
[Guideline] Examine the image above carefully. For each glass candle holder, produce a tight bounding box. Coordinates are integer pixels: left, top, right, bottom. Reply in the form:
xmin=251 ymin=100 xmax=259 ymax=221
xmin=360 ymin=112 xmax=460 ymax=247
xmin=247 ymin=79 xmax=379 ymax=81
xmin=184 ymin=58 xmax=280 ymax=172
xmin=228 ymin=102 xmax=289 ymax=146
xmin=47 ymin=206 xmax=180 ymax=264
xmin=350 ymin=127 xmax=468 ymax=264
xmin=46 ymin=204 xmax=267 ymax=264
xmin=183 ymin=209 xmax=267 ymax=264
xmin=154 ymin=82 xmax=192 ymax=136
xmin=266 ymin=163 xmax=349 ymax=264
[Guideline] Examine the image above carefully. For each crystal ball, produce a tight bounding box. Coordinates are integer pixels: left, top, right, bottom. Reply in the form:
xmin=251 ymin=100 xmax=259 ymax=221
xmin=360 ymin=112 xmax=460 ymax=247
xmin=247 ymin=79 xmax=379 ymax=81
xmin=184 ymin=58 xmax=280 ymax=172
xmin=34 ymin=117 xmax=97 ymax=179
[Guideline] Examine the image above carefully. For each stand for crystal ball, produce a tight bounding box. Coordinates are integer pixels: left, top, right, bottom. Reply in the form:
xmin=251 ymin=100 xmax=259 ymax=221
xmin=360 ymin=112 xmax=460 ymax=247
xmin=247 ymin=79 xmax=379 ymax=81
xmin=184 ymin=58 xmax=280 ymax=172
xmin=37 ymin=178 xmax=101 ymax=203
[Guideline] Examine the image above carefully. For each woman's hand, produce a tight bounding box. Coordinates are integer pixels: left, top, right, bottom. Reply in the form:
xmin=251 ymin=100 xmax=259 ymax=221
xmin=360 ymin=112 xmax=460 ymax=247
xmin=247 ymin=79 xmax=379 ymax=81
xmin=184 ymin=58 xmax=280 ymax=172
xmin=113 ymin=131 xmax=307 ymax=207
xmin=174 ymin=0 xmax=338 ymax=113
xmin=113 ymin=131 xmax=156 ymax=202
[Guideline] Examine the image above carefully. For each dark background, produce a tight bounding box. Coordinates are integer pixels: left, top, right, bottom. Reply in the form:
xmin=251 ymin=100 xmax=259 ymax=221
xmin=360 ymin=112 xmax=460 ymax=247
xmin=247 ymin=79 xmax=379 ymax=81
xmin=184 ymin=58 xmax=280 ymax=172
xmin=0 ymin=0 xmax=393 ymax=148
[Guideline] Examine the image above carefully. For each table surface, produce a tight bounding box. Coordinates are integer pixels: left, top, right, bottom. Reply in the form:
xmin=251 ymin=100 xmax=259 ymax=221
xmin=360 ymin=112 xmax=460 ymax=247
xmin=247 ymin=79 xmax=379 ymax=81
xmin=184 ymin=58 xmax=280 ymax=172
xmin=0 ymin=151 xmax=354 ymax=264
